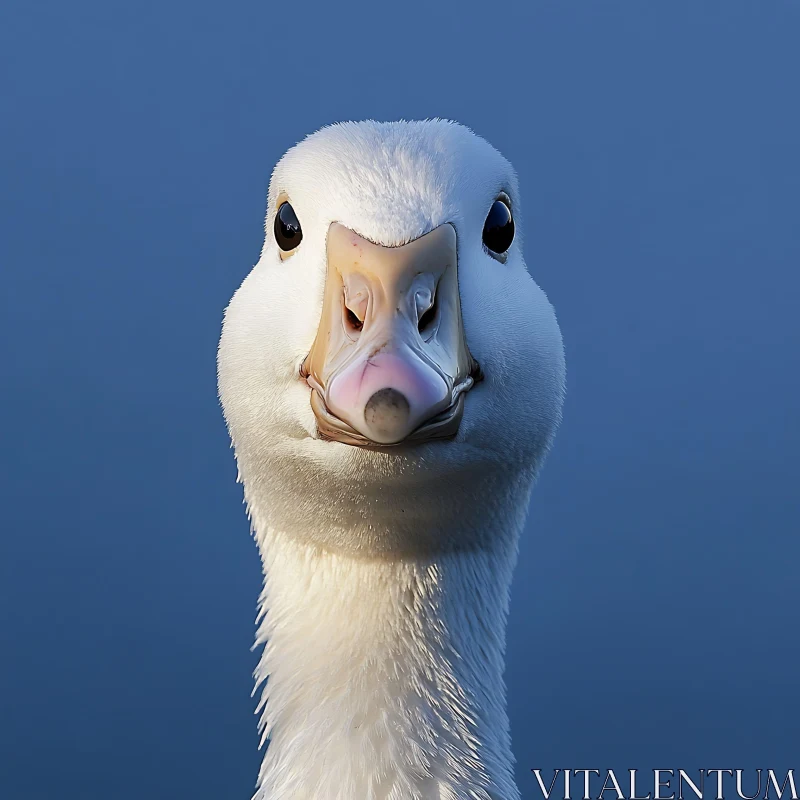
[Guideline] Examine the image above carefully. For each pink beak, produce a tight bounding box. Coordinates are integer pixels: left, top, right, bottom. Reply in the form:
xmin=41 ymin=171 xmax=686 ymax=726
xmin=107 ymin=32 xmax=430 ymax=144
xmin=302 ymin=222 xmax=479 ymax=446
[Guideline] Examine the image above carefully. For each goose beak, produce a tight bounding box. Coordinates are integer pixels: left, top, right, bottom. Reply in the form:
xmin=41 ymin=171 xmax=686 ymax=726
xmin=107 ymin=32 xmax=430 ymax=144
xmin=301 ymin=222 xmax=481 ymax=446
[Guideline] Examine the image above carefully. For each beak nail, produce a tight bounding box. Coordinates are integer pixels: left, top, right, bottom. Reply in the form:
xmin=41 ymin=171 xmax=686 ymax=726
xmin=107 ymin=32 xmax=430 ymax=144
xmin=364 ymin=388 xmax=411 ymax=443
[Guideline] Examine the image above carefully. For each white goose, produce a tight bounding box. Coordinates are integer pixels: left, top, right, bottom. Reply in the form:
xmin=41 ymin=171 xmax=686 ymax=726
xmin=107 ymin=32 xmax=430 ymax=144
xmin=218 ymin=119 xmax=565 ymax=800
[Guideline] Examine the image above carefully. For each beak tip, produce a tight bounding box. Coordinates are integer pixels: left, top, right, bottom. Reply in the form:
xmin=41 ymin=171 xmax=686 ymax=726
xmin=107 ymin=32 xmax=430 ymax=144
xmin=363 ymin=388 xmax=412 ymax=444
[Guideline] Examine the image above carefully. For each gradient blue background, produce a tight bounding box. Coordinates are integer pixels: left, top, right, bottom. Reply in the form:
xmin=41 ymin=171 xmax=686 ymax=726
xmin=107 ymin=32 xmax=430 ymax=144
xmin=2 ymin=2 xmax=798 ymax=797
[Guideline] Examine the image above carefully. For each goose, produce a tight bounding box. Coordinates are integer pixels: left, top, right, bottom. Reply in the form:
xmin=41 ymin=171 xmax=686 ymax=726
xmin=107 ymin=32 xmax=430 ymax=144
xmin=217 ymin=119 xmax=565 ymax=800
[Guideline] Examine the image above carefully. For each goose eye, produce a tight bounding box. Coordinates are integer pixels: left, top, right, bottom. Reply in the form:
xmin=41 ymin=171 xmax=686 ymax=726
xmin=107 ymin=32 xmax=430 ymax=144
xmin=274 ymin=202 xmax=303 ymax=252
xmin=482 ymin=199 xmax=514 ymax=255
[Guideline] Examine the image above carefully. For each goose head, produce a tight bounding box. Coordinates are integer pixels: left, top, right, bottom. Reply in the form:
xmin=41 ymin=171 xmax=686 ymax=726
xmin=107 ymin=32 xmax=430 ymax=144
xmin=218 ymin=120 xmax=565 ymax=556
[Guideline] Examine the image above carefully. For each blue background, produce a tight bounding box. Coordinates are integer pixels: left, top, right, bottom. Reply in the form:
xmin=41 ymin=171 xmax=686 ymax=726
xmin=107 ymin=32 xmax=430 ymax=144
xmin=2 ymin=2 xmax=798 ymax=797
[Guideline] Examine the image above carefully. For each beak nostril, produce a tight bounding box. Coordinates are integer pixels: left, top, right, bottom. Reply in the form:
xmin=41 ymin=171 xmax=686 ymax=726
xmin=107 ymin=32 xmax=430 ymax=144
xmin=342 ymin=287 xmax=365 ymax=332
xmin=346 ymin=307 xmax=364 ymax=332
xmin=418 ymin=292 xmax=438 ymax=334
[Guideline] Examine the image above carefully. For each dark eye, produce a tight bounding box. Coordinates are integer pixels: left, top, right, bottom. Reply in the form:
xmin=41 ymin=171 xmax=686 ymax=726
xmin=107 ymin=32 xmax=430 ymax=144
xmin=274 ymin=202 xmax=303 ymax=252
xmin=482 ymin=198 xmax=514 ymax=255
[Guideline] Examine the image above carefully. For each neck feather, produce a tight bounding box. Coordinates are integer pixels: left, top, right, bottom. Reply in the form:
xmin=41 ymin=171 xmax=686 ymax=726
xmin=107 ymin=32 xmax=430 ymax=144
xmin=251 ymin=527 xmax=522 ymax=800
